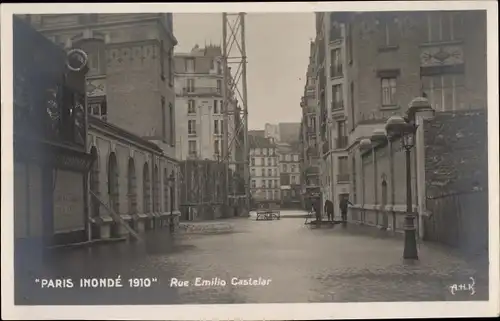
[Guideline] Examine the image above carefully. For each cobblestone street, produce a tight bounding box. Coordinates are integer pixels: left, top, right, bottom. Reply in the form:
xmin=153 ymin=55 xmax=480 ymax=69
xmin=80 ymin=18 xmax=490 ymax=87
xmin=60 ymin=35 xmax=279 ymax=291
xmin=15 ymin=210 xmax=489 ymax=305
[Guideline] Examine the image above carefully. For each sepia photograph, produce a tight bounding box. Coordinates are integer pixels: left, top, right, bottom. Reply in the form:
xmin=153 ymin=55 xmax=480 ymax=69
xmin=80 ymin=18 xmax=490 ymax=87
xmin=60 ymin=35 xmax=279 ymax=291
xmin=1 ymin=1 xmax=498 ymax=320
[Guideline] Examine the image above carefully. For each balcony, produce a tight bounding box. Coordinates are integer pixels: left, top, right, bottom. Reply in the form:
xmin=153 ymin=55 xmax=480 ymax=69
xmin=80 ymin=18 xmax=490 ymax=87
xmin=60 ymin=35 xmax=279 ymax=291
xmin=335 ymin=136 xmax=348 ymax=149
xmin=178 ymin=87 xmax=222 ymax=97
xmin=337 ymin=173 xmax=350 ymax=183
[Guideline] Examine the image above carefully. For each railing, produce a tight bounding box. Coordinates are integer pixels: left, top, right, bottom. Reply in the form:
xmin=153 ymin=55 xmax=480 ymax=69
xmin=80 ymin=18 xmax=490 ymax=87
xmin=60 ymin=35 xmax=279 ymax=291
xmin=337 ymin=173 xmax=350 ymax=182
xmin=180 ymin=87 xmax=221 ymax=96
xmin=335 ymin=136 xmax=348 ymax=149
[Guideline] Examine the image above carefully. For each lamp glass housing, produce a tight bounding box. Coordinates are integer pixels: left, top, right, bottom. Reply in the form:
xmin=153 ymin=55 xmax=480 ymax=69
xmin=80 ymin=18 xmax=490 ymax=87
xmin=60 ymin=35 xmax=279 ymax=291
xmin=401 ymin=131 xmax=415 ymax=149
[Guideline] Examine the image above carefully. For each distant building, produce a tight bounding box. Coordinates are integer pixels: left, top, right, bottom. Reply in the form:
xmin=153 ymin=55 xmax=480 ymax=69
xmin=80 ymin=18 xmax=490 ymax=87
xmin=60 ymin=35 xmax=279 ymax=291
xmin=264 ymin=122 xmax=301 ymax=144
xmin=174 ymin=45 xmax=240 ymax=164
xmin=249 ymin=135 xmax=280 ymax=204
xmin=277 ymin=142 xmax=302 ymax=209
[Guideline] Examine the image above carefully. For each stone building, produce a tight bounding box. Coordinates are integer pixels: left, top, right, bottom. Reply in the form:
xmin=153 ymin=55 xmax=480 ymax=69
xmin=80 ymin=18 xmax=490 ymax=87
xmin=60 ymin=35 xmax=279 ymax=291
xmin=21 ymin=13 xmax=181 ymax=238
xmin=277 ymin=142 xmax=302 ymax=209
xmin=249 ymin=134 xmax=280 ymax=205
xmin=174 ymin=45 xmax=239 ymax=163
xmin=299 ymin=40 xmax=321 ymax=206
xmin=322 ymin=10 xmax=487 ymax=238
xmin=304 ymin=10 xmax=487 ymax=222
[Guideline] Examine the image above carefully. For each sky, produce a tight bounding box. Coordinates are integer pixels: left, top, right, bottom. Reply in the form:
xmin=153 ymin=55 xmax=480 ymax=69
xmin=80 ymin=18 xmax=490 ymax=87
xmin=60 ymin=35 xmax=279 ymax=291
xmin=173 ymin=13 xmax=316 ymax=130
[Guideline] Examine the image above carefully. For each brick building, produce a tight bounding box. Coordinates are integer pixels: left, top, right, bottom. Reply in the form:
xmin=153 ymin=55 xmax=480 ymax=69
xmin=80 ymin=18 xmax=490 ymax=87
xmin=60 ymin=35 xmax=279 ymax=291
xmin=20 ymin=13 xmax=182 ymax=239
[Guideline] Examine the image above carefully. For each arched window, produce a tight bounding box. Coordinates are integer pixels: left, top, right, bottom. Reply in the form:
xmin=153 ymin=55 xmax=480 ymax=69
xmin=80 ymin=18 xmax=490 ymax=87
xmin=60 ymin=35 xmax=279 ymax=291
xmin=89 ymin=146 xmax=100 ymax=217
xmin=143 ymin=163 xmax=151 ymax=213
xmin=107 ymin=152 xmax=119 ymax=213
xmin=153 ymin=164 xmax=160 ymax=212
xmin=127 ymin=158 xmax=137 ymax=214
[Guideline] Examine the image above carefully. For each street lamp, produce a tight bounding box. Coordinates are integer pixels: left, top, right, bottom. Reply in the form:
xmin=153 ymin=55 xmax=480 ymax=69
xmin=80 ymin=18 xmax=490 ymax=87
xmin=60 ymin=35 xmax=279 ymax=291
xmin=385 ymin=96 xmax=435 ymax=260
xmin=168 ymin=170 xmax=176 ymax=233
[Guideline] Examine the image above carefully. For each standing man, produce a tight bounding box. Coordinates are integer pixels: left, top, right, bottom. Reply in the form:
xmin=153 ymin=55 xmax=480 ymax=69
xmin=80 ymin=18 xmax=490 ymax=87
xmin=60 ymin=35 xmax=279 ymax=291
xmin=339 ymin=195 xmax=353 ymax=226
xmin=324 ymin=199 xmax=334 ymax=222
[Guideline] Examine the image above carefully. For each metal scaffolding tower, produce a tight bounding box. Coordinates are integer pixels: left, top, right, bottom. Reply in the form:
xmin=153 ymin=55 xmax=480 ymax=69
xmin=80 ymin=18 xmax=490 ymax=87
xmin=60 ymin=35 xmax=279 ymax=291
xmin=222 ymin=12 xmax=250 ymax=213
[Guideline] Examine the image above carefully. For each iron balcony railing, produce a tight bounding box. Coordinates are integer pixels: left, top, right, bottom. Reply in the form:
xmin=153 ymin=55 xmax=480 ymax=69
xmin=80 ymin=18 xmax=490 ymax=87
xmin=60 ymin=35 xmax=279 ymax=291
xmin=180 ymin=87 xmax=221 ymax=96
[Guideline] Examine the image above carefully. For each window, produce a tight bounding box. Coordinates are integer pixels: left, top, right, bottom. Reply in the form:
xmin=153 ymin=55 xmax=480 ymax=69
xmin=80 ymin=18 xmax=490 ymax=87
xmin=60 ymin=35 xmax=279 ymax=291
xmin=422 ymin=74 xmax=465 ymax=112
xmin=213 ymin=100 xmax=218 ymax=113
xmin=188 ymin=140 xmax=197 ymax=155
xmin=220 ymin=100 xmax=224 ymax=113
xmin=188 ymin=99 xmax=196 ymax=114
xmin=291 ymin=176 xmax=296 ymax=184
xmin=220 ymin=120 xmax=224 ymax=134
xmin=214 ymin=119 xmax=219 ymax=134
xmin=160 ymin=40 xmax=165 ymax=80
xmin=381 ymin=78 xmax=397 ymax=106
xmin=291 ymin=165 xmax=296 ymax=172
xmin=350 ymin=82 xmax=355 ymax=129
xmin=330 ymin=48 xmax=342 ymax=77
xmin=185 ymin=58 xmax=195 ymax=72
xmin=251 ymin=180 xmax=256 ymax=188
xmin=283 ymin=164 xmax=288 ymax=172
xmin=187 ymin=79 xmax=195 ymax=93
xmin=168 ymin=48 xmax=174 ymax=87
xmin=274 ymin=190 xmax=279 ymax=200
xmin=188 ymin=120 xmax=196 ymax=135
xmin=329 ymin=21 xmax=342 ymax=42
xmin=161 ymin=97 xmax=166 ymax=141
xmin=338 ymin=156 xmax=349 ymax=175
xmin=285 ymin=154 xmax=291 ymax=161
xmin=217 ymin=61 xmax=222 ymax=75
xmin=273 ymin=158 xmax=277 ymax=166
xmin=267 ymin=180 xmax=272 ymax=188
xmin=261 ymin=158 xmax=265 ymax=165
xmin=169 ymin=103 xmax=175 ymax=146
xmin=274 ymin=169 xmax=277 ymax=177
xmin=261 ymin=180 xmax=266 ymax=188
xmin=267 ymin=158 xmax=272 ymax=166
xmin=263 ymin=148 xmax=268 ymax=156
xmin=268 ymin=169 xmax=272 ymax=177
xmin=214 ymin=139 xmax=220 ymax=155
xmin=332 ymin=84 xmax=343 ymax=110
xmin=251 ymin=168 xmax=255 ymax=176
xmin=378 ymin=15 xmax=398 ymax=47
xmin=88 ymin=97 xmax=107 ymax=120
xmin=427 ymin=12 xmax=464 ymax=43
xmin=268 ymin=190 xmax=273 ymax=199
xmin=261 ymin=168 xmax=265 ymax=177
xmin=217 ymin=80 xmax=222 ymax=93
xmin=251 ymin=158 xmax=255 ymax=166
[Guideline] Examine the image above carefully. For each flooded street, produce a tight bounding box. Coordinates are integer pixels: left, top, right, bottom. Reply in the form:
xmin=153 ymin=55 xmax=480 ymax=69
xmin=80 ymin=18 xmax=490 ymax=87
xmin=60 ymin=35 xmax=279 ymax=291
xmin=15 ymin=211 xmax=489 ymax=305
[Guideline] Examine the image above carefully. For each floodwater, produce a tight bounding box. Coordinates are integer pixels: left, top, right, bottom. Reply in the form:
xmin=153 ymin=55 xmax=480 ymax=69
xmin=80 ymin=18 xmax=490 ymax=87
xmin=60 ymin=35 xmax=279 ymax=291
xmin=14 ymin=210 xmax=489 ymax=305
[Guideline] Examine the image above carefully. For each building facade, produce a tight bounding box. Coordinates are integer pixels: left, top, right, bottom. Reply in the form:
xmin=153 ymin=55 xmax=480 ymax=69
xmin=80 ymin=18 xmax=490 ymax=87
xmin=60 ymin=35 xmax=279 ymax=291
xmin=321 ymin=10 xmax=487 ymax=234
xmin=174 ymin=45 xmax=239 ymax=164
xmin=22 ymin=13 xmax=182 ymax=238
xmin=249 ymin=135 xmax=280 ymax=205
xmin=299 ymin=40 xmax=321 ymax=207
xmin=277 ymin=143 xmax=302 ymax=208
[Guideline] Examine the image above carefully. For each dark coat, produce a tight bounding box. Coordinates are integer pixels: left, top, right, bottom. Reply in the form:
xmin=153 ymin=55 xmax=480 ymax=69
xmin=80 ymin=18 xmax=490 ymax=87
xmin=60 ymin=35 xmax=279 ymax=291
xmin=324 ymin=200 xmax=334 ymax=213
xmin=339 ymin=198 xmax=353 ymax=212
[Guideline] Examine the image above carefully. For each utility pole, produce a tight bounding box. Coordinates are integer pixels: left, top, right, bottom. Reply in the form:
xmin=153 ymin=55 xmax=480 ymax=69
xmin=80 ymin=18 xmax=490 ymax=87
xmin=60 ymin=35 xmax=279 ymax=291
xmin=222 ymin=12 xmax=250 ymax=215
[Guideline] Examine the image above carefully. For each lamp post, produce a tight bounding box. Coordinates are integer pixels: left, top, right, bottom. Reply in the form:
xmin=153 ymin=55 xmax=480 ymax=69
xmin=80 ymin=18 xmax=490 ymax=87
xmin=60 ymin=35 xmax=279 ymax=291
xmin=168 ymin=170 xmax=175 ymax=233
xmin=385 ymin=96 xmax=435 ymax=260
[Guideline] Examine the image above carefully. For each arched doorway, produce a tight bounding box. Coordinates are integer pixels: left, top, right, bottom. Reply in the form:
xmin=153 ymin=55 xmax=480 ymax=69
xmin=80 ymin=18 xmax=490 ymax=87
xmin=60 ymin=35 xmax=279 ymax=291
xmin=107 ymin=152 xmax=119 ymax=213
xmin=127 ymin=158 xmax=137 ymax=215
xmin=143 ymin=163 xmax=151 ymax=214
xmin=153 ymin=165 xmax=160 ymax=213
xmin=89 ymin=146 xmax=100 ymax=238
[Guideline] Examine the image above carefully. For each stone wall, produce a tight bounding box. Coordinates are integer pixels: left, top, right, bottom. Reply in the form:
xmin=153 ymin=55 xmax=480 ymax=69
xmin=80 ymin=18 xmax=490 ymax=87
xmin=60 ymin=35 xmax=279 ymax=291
xmin=424 ymin=110 xmax=488 ymax=197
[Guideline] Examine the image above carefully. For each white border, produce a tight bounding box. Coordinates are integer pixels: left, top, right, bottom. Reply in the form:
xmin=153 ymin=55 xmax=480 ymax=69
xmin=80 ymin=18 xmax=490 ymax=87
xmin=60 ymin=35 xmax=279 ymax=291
xmin=1 ymin=2 xmax=498 ymax=320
